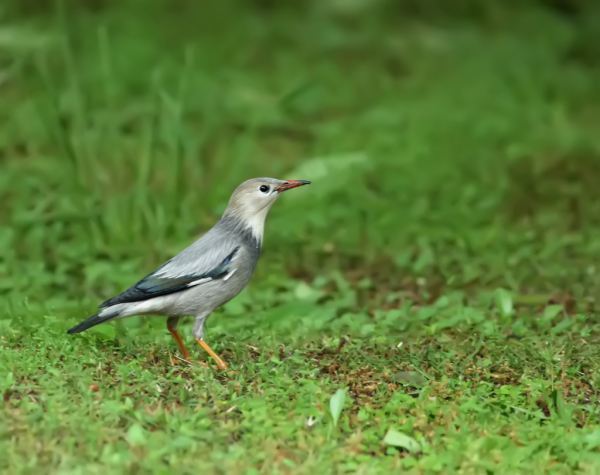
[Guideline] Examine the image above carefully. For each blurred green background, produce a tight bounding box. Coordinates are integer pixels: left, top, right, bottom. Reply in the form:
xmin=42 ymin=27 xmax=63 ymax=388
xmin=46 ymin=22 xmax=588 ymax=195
xmin=2 ymin=0 xmax=600 ymax=308
xmin=1 ymin=0 xmax=599 ymax=473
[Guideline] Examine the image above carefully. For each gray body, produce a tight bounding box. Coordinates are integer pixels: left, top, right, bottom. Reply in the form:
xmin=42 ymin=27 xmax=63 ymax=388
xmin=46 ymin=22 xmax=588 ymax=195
xmin=67 ymin=177 xmax=310 ymax=339
xmin=100 ymin=215 xmax=260 ymax=338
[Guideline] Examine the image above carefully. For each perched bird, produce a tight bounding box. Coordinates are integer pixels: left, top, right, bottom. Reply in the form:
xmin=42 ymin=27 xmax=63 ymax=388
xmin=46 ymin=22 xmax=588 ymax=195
xmin=68 ymin=177 xmax=311 ymax=369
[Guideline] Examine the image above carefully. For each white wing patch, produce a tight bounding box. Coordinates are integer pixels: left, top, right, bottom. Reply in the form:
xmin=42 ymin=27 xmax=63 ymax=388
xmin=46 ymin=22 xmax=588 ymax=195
xmin=186 ymin=277 xmax=212 ymax=287
xmin=185 ymin=268 xmax=237 ymax=287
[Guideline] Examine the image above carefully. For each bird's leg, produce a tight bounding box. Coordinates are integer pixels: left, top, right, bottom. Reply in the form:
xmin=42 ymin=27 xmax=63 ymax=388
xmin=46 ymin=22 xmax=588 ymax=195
xmin=195 ymin=339 xmax=228 ymax=370
xmin=193 ymin=314 xmax=227 ymax=370
xmin=166 ymin=317 xmax=191 ymax=361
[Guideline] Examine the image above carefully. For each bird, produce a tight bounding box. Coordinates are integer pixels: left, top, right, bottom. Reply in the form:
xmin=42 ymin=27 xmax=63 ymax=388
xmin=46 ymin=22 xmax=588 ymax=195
xmin=67 ymin=177 xmax=311 ymax=369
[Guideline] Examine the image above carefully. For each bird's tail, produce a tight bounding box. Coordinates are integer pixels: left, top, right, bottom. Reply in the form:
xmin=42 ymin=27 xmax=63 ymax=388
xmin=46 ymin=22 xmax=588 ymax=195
xmin=67 ymin=310 xmax=118 ymax=334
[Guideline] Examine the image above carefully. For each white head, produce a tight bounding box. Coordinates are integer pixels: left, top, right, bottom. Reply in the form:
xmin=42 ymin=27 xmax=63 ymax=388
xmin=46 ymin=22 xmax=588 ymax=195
xmin=223 ymin=177 xmax=311 ymax=241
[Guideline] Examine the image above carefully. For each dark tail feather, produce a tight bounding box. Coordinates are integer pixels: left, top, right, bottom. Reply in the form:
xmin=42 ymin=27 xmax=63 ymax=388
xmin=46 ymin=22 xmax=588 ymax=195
xmin=67 ymin=313 xmax=116 ymax=334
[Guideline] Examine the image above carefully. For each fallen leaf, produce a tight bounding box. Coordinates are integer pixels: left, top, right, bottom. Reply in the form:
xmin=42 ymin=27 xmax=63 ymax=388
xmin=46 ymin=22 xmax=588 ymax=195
xmin=329 ymin=388 xmax=346 ymax=427
xmin=383 ymin=428 xmax=421 ymax=453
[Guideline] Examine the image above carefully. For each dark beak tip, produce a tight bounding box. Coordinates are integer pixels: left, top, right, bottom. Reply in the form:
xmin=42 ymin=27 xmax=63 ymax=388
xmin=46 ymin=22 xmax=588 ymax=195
xmin=290 ymin=179 xmax=311 ymax=186
xmin=277 ymin=179 xmax=311 ymax=192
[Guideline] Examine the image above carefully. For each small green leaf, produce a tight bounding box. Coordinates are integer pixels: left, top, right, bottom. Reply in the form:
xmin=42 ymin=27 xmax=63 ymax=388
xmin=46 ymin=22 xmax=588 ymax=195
xmin=383 ymin=428 xmax=421 ymax=453
xmin=584 ymin=430 xmax=600 ymax=449
xmin=1 ymin=371 xmax=14 ymax=391
xmin=294 ymin=281 xmax=320 ymax=301
xmin=92 ymin=323 xmax=117 ymax=340
xmin=495 ymin=288 xmax=513 ymax=317
xmin=126 ymin=424 xmax=147 ymax=446
xmin=329 ymin=388 xmax=346 ymax=427
xmin=543 ymin=304 xmax=563 ymax=321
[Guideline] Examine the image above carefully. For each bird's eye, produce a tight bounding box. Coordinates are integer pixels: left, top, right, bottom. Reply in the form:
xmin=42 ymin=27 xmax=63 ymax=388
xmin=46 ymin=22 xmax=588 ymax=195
xmin=259 ymin=185 xmax=270 ymax=193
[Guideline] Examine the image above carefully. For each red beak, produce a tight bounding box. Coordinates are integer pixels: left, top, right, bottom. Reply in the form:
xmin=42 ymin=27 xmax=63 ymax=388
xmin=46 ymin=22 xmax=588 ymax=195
xmin=275 ymin=179 xmax=311 ymax=193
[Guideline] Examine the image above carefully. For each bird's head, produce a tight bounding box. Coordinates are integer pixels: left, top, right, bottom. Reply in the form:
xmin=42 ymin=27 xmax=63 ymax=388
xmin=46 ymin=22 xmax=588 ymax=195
xmin=224 ymin=177 xmax=311 ymax=240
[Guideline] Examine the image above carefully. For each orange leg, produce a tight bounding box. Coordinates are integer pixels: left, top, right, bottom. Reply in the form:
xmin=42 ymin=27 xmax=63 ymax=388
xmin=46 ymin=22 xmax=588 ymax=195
xmin=196 ymin=338 xmax=228 ymax=370
xmin=167 ymin=320 xmax=191 ymax=361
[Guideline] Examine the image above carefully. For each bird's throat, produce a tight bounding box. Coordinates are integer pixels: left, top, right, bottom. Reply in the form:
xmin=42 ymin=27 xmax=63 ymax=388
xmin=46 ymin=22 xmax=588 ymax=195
xmin=241 ymin=206 xmax=270 ymax=243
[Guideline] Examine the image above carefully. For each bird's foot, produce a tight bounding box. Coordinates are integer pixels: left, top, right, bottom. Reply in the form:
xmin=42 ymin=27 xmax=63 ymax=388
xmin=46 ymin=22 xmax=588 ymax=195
xmin=195 ymin=338 xmax=228 ymax=371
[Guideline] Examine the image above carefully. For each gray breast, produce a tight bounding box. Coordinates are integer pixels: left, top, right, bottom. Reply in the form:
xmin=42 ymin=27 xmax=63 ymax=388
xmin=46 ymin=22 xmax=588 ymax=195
xmin=165 ymin=216 xmax=261 ymax=316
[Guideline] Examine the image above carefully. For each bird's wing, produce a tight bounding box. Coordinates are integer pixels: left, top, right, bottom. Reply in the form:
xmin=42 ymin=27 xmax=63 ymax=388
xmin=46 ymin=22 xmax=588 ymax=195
xmin=100 ymin=229 xmax=240 ymax=308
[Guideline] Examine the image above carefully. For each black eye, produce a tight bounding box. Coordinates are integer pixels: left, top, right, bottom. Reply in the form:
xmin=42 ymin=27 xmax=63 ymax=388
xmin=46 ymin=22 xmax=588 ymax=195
xmin=259 ymin=185 xmax=270 ymax=193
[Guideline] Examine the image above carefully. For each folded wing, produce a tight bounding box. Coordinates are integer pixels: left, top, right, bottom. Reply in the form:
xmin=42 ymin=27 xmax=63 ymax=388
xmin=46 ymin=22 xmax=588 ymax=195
xmin=100 ymin=241 xmax=239 ymax=308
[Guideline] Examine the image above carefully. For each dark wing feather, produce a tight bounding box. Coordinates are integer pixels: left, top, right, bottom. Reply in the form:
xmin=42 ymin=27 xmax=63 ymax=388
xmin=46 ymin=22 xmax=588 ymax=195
xmin=100 ymin=247 xmax=239 ymax=308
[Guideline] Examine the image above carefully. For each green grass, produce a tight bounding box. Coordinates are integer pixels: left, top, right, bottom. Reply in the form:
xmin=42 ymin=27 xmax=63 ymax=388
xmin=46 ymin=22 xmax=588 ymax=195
xmin=1 ymin=0 xmax=600 ymax=473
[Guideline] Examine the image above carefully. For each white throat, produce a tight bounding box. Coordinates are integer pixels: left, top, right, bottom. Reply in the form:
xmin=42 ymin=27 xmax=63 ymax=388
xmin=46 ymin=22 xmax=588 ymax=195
xmin=241 ymin=205 xmax=271 ymax=242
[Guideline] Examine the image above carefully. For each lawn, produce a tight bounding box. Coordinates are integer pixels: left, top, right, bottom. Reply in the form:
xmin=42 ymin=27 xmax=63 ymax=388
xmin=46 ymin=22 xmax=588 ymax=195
xmin=1 ymin=0 xmax=600 ymax=473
